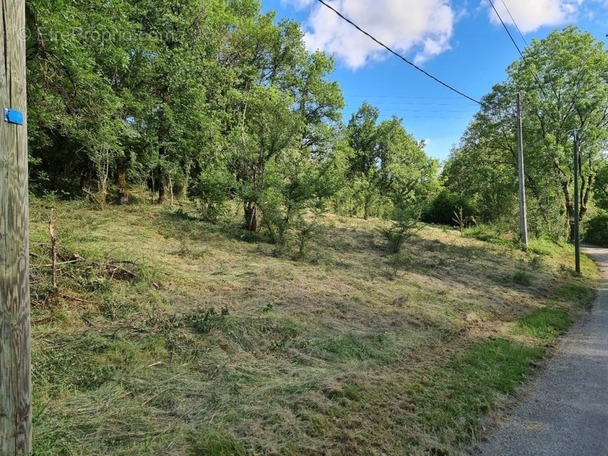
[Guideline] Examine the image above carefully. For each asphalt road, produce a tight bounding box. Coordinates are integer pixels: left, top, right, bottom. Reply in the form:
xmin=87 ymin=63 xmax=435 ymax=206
xmin=472 ymin=245 xmax=608 ymax=456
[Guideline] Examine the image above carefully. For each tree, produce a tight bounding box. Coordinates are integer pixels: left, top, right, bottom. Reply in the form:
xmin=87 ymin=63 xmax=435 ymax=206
xmin=594 ymin=158 xmax=608 ymax=211
xmin=220 ymin=14 xmax=344 ymax=231
xmin=445 ymin=27 xmax=608 ymax=240
xmin=127 ymin=0 xmax=219 ymax=202
xmin=345 ymin=103 xmax=381 ymax=219
xmin=26 ymin=0 xmax=135 ymax=198
xmin=513 ymin=27 xmax=608 ymax=239
xmin=345 ymin=103 xmax=438 ymax=220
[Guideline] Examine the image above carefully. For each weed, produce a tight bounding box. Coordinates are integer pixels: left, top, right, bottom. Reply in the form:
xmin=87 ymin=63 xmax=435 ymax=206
xmin=528 ymin=255 xmax=544 ymax=270
xmin=379 ymin=219 xmax=419 ymax=253
xmin=186 ymin=307 xmax=230 ymax=335
xmin=513 ymin=261 xmax=534 ymax=286
xmin=33 ymin=338 xmax=117 ymax=396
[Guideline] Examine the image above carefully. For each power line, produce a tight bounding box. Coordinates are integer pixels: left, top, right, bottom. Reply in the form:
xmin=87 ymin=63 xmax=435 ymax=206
xmin=486 ymin=0 xmax=549 ymax=99
xmin=487 ymin=0 xmax=524 ymax=58
xmin=500 ymin=0 xmax=529 ymax=49
xmin=315 ymin=0 xmax=482 ymax=105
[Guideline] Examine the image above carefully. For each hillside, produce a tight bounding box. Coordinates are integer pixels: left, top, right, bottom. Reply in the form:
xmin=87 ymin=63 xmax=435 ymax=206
xmin=29 ymin=199 xmax=598 ymax=455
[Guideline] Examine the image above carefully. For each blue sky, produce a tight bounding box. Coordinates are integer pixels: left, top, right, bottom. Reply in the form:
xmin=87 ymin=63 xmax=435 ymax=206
xmin=262 ymin=0 xmax=608 ymax=161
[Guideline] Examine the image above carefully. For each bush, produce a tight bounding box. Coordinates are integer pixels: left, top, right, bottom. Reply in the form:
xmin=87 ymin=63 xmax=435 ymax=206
xmin=583 ymin=212 xmax=608 ymax=246
xmin=191 ymin=165 xmax=235 ymax=222
xmin=379 ymin=205 xmax=421 ymax=253
xmin=422 ymin=189 xmax=477 ymax=226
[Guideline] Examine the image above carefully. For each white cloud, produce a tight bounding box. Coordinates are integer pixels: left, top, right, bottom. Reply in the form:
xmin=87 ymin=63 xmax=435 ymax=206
xmin=281 ymin=0 xmax=314 ymax=10
xmin=287 ymin=0 xmax=456 ymax=69
xmin=486 ymin=0 xmax=582 ymax=33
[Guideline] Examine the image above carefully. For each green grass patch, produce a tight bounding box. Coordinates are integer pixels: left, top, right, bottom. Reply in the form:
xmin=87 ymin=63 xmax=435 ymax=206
xmin=513 ymin=269 xmax=534 ymax=286
xmin=553 ymin=283 xmax=595 ymax=308
xmin=517 ymin=307 xmax=572 ymax=340
xmin=311 ymin=332 xmax=397 ymax=363
xmin=33 ymin=336 xmax=119 ymax=396
xmin=458 ymin=339 xmax=544 ymax=394
xmin=528 ymin=237 xmax=568 ymax=256
xmin=189 ymin=431 xmax=247 ymax=456
xmin=409 ymin=339 xmax=545 ymax=451
xmin=464 ymin=225 xmax=516 ymax=247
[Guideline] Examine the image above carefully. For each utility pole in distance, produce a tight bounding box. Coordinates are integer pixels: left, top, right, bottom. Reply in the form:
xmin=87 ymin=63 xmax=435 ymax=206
xmin=516 ymin=93 xmax=529 ymax=247
xmin=573 ymin=134 xmax=581 ymax=275
xmin=0 ymin=0 xmax=32 ymax=453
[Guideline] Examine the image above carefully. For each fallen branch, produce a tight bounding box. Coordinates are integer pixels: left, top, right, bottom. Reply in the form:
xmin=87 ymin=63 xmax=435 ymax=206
xmin=106 ymin=263 xmax=138 ymax=281
xmin=30 ymin=258 xmax=81 ymax=268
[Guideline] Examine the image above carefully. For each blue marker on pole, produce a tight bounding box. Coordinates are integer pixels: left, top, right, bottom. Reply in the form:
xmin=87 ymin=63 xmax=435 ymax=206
xmin=4 ymin=108 xmax=24 ymax=125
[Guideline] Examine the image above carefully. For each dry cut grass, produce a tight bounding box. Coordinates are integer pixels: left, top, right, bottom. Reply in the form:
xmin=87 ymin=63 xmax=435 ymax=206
xmin=28 ymin=198 xmax=599 ymax=455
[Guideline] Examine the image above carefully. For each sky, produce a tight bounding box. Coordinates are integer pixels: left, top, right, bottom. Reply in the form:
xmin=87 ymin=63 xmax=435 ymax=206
xmin=261 ymin=0 xmax=608 ymax=161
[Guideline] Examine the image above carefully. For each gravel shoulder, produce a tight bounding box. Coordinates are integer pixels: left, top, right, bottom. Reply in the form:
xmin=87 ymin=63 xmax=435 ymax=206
xmin=472 ymin=245 xmax=608 ymax=456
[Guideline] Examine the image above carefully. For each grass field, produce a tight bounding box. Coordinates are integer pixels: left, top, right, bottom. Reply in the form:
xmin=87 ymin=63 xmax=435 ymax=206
xmin=28 ymin=197 xmax=599 ymax=455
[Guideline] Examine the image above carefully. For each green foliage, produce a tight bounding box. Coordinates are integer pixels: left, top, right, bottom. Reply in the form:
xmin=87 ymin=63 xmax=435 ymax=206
xmin=379 ymin=206 xmax=421 ymax=254
xmin=422 ymin=189 xmax=477 ymax=226
xmin=343 ymin=103 xmax=439 ymax=220
xmin=192 ymin=165 xmax=236 ymax=222
xmin=443 ymin=27 xmax=608 ymax=240
xmin=185 ymin=307 xmax=231 ymax=335
xmin=594 ymin=160 xmax=608 ymax=210
xmin=464 ymin=224 xmax=516 ymax=247
xmin=517 ymin=307 xmax=571 ymax=340
xmin=259 ymin=145 xmax=347 ymax=254
xmin=583 ymin=211 xmax=608 ymax=246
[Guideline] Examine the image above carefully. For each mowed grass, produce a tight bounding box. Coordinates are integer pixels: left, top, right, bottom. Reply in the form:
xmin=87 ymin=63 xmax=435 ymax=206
xmin=28 ymin=198 xmax=599 ymax=455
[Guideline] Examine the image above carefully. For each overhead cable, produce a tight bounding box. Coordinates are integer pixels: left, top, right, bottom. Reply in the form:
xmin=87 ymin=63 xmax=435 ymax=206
xmin=315 ymin=0 xmax=482 ymax=105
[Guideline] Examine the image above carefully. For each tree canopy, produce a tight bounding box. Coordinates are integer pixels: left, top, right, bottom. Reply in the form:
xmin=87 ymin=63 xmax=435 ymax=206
xmin=443 ymin=27 xmax=608 ymax=240
xmin=25 ymin=0 xmax=435 ymax=247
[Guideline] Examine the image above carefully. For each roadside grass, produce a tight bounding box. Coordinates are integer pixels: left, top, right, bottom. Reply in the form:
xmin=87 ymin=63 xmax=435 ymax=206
xmin=516 ymin=307 xmax=572 ymax=340
xmin=29 ymin=199 xmax=600 ymax=455
xmin=404 ymin=338 xmax=546 ymax=454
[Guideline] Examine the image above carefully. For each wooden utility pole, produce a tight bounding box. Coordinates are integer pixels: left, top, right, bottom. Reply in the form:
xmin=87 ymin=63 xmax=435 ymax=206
xmin=0 ymin=0 xmax=32 ymax=453
xmin=573 ymin=135 xmax=581 ymax=275
xmin=516 ymin=93 xmax=529 ymax=247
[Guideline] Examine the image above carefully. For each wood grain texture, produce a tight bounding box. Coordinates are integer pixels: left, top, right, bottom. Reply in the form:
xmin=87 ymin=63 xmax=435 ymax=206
xmin=0 ymin=0 xmax=32 ymax=453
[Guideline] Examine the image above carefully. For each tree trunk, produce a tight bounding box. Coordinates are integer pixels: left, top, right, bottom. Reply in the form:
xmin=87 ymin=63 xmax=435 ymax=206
xmin=560 ymin=179 xmax=576 ymax=242
xmin=157 ymin=164 xmax=166 ymax=204
xmin=580 ymin=173 xmax=594 ymax=222
xmin=157 ymin=84 xmax=170 ymax=204
xmin=117 ymin=170 xmax=129 ymax=205
xmin=244 ymin=201 xmax=260 ymax=232
xmin=363 ymin=196 xmax=370 ymax=220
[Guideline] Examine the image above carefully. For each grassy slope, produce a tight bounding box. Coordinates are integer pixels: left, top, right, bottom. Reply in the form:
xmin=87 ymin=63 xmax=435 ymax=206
xmin=29 ymin=199 xmax=599 ymax=455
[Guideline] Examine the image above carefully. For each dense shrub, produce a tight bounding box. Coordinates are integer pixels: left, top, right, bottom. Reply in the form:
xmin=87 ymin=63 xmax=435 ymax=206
xmin=583 ymin=212 xmax=608 ymax=246
xmin=422 ymin=189 xmax=478 ymax=226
